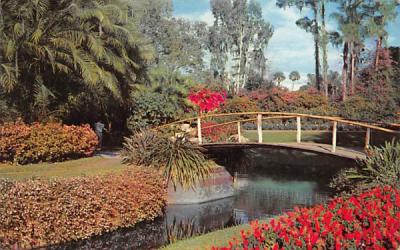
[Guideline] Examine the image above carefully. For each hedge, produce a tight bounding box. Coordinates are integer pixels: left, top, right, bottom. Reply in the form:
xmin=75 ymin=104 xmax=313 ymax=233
xmin=0 ymin=122 xmax=98 ymax=164
xmin=0 ymin=167 xmax=167 ymax=249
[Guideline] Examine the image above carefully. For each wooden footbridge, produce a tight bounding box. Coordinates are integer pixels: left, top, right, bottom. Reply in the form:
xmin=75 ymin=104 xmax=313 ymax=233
xmin=158 ymin=112 xmax=400 ymax=160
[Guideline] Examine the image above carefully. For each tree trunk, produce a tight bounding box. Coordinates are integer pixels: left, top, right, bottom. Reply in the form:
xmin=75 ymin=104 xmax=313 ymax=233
xmin=342 ymin=42 xmax=349 ymax=101
xmin=235 ymin=24 xmax=244 ymax=95
xmin=349 ymin=42 xmax=356 ymax=96
xmin=313 ymin=0 xmax=321 ymax=92
xmin=99 ymin=24 xmax=103 ymax=36
xmin=321 ymin=0 xmax=329 ymax=97
xmin=374 ymin=37 xmax=382 ymax=68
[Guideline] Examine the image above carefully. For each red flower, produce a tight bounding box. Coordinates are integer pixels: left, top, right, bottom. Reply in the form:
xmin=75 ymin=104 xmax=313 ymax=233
xmin=188 ymin=88 xmax=226 ymax=112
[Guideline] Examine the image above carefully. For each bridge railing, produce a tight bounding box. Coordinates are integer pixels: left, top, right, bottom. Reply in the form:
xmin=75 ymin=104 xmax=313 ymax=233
xmin=157 ymin=112 xmax=399 ymax=153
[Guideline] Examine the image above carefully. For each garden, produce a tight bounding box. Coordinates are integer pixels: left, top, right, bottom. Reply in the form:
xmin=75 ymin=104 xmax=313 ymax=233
xmin=1 ymin=0 xmax=400 ymax=249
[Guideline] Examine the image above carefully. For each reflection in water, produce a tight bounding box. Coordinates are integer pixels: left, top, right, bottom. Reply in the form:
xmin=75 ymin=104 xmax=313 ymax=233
xmin=232 ymin=176 xmax=330 ymax=224
xmin=53 ymin=148 xmax=351 ymax=250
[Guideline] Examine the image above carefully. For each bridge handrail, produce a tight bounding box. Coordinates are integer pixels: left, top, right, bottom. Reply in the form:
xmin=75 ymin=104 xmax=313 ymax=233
xmin=157 ymin=112 xmax=397 ymax=133
xmin=155 ymin=112 xmax=398 ymax=153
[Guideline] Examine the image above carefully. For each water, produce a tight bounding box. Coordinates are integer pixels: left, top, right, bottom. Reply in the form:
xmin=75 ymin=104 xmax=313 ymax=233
xmin=52 ymin=148 xmax=354 ymax=250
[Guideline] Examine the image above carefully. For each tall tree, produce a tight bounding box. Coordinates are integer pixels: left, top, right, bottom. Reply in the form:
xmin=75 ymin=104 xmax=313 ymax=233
xmin=276 ymin=0 xmax=322 ymax=92
xmin=365 ymin=0 xmax=398 ymax=68
xmin=130 ymin=0 xmax=207 ymax=74
xmin=289 ymin=71 xmax=301 ymax=91
xmin=330 ymin=0 xmax=367 ymax=100
xmin=320 ymin=0 xmax=329 ymax=97
xmin=210 ymin=0 xmax=273 ymax=94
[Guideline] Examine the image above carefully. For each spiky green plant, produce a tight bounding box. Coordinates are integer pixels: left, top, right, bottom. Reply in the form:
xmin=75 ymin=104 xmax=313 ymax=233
xmin=330 ymin=140 xmax=400 ymax=193
xmin=121 ymin=129 xmax=166 ymax=167
xmin=121 ymin=130 xmax=212 ymax=189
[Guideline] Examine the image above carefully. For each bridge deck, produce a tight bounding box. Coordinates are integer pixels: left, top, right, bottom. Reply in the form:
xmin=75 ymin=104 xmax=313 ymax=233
xmin=202 ymin=142 xmax=366 ymax=160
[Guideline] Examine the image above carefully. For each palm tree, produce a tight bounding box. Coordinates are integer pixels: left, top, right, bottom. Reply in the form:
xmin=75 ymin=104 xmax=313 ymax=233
xmin=273 ymin=71 xmax=286 ymax=87
xmin=0 ymin=0 xmax=153 ymax=120
xmin=289 ymin=71 xmax=301 ymax=91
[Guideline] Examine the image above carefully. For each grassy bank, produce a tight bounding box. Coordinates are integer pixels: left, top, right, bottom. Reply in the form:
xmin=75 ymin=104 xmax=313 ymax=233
xmin=0 ymin=156 xmax=126 ymax=180
xmin=163 ymin=222 xmax=255 ymax=250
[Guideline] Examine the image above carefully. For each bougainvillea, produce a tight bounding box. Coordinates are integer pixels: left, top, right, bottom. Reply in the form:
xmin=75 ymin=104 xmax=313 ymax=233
xmin=188 ymin=88 xmax=227 ymax=112
xmin=0 ymin=122 xmax=98 ymax=164
xmin=0 ymin=167 xmax=166 ymax=249
xmin=213 ymin=186 xmax=400 ymax=250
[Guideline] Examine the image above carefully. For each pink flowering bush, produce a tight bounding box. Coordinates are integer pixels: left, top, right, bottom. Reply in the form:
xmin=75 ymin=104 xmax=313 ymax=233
xmin=213 ymin=186 xmax=400 ymax=250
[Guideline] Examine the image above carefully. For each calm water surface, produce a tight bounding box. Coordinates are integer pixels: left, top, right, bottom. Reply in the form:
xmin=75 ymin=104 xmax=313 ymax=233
xmin=52 ymin=148 xmax=354 ymax=250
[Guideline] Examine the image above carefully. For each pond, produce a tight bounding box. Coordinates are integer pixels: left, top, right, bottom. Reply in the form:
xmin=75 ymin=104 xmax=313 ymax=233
xmin=50 ymin=148 xmax=355 ymax=250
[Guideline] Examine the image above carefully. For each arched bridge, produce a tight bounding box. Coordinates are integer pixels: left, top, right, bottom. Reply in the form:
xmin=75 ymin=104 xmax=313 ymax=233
xmin=157 ymin=112 xmax=400 ymax=160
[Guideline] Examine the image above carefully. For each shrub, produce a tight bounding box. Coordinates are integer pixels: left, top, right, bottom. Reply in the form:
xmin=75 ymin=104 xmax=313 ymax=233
xmin=330 ymin=140 xmax=400 ymax=193
xmin=220 ymin=96 xmax=259 ymax=113
xmin=202 ymin=121 xmax=236 ymax=142
xmin=213 ymin=186 xmax=400 ymax=250
xmin=127 ymin=89 xmax=184 ymax=131
xmin=0 ymin=122 xmax=98 ymax=164
xmin=0 ymin=167 xmax=166 ymax=249
xmin=247 ymin=88 xmax=328 ymax=113
xmin=121 ymin=130 xmax=212 ymax=189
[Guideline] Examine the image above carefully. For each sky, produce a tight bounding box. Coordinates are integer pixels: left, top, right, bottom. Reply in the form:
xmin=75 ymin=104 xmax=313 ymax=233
xmin=172 ymin=0 xmax=400 ymax=89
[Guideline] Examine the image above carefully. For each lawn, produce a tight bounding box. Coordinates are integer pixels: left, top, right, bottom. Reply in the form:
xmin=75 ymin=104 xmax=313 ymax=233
xmin=0 ymin=156 xmax=127 ymax=180
xmin=243 ymin=130 xmax=399 ymax=148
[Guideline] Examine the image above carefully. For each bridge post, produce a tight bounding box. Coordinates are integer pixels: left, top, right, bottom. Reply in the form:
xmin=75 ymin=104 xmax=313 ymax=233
xmin=257 ymin=114 xmax=262 ymax=143
xmin=197 ymin=117 xmax=202 ymax=145
xmin=365 ymin=128 xmax=371 ymax=150
xmin=237 ymin=122 xmax=242 ymax=143
xmin=296 ymin=116 xmax=301 ymax=143
xmin=332 ymin=121 xmax=337 ymax=153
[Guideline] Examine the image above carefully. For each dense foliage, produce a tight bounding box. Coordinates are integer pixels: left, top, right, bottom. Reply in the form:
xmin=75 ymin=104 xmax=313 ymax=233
xmin=213 ymin=186 xmax=400 ymax=250
xmin=220 ymin=96 xmax=259 ymax=113
xmin=331 ymin=140 xmax=400 ymax=193
xmin=121 ymin=130 xmax=212 ymax=189
xmin=0 ymin=0 xmax=152 ymax=124
xmin=0 ymin=167 xmax=166 ymax=249
xmin=0 ymin=122 xmax=97 ymax=164
xmin=127 ymin=85 xmax=189 ymax=131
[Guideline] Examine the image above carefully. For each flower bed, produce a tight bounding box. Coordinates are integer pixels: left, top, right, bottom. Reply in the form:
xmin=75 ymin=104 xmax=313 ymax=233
xmin=212 ymin=186 xmax=400 ymax=250
xmin=0 ymin=121 xmax=98 ymax=164
xmin=0 ymin=167 xmax=166 ymax=249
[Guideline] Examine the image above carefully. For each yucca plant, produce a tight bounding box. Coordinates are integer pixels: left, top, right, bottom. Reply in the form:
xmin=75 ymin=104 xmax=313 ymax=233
xmin=331 ymin=140 xmax=400 ymax=193
xmin=121 ymin=129 xmax=166 ymax=167
xmin=121 ymin=130 xmax=212 ymax=189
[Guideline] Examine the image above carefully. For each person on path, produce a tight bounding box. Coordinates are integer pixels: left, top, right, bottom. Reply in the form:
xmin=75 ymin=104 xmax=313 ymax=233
xmin=94 ymin=121 xmax=105 ymax=150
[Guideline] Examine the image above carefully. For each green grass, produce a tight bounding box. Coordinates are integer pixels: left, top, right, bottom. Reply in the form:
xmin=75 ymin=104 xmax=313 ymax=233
xmin=0 ymin=156 xmax=127 ymax=180
xmin=243 ymin=130 xmax=399 ymax=148
xmin=162 ymin=222 xmax=257 ymax=250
